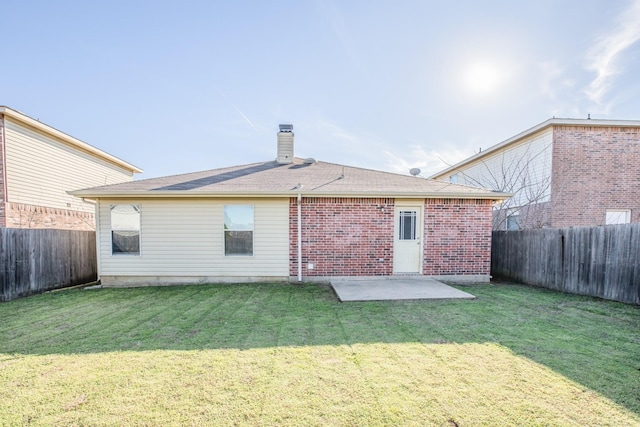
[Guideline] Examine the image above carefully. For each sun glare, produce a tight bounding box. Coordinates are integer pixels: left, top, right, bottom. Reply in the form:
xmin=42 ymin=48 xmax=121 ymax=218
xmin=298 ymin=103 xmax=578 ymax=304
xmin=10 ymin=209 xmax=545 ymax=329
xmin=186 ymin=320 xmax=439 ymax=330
xmin=462 ymin=62 xmax=504 ymax=96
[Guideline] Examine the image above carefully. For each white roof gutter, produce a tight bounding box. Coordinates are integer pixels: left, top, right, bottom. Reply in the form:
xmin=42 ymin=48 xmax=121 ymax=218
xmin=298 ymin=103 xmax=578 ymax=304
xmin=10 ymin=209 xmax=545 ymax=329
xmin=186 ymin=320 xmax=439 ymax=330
xmin=68 ymin=189 xmax=512 ymax=201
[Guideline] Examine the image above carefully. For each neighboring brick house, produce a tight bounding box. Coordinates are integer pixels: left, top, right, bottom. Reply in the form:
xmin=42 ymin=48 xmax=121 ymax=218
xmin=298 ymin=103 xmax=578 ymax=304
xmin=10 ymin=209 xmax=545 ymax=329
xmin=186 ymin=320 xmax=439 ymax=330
xmin=0 ymin=106 xmax=142 ymax=230
xmin=71 ymin=125 xmax=509 ymax=287
xmin=429 ymin=118 xmax=640 ymax=229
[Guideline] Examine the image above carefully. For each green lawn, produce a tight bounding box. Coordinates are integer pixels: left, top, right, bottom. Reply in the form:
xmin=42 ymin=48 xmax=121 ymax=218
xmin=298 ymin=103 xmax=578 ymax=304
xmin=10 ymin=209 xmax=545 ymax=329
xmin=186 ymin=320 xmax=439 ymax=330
xmin=0 ymin=282 xmax=638 ymax=426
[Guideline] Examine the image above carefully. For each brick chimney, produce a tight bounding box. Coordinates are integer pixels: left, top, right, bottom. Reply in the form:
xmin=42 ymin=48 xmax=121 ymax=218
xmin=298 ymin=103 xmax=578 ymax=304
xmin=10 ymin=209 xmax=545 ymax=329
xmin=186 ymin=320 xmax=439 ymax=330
xmin=276 ymin=124 xmax=294 ymax=164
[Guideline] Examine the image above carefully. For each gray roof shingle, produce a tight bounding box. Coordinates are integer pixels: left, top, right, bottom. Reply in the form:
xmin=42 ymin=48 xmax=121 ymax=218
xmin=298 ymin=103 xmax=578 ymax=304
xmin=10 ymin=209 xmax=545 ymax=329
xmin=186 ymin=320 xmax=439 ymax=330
xmin=71 ymin=158 xmax=509 ymax=199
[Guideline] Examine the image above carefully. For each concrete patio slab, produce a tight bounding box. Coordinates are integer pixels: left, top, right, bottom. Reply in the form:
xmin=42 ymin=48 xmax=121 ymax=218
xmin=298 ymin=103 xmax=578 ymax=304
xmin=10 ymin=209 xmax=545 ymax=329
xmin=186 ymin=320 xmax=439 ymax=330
xmin=330 ymin=276 xmax=476 ymax=302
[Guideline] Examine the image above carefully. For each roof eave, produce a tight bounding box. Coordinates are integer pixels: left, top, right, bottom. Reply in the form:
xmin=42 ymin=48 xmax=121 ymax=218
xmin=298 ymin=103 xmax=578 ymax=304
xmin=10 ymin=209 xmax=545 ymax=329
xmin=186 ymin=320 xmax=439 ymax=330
xmin=0 ymin=106 xmax=143 ymax=174
xmin=69 ymin=189 xmax=512 ymax=201
xmin=429 ymin=117 xmax=640 ymax=179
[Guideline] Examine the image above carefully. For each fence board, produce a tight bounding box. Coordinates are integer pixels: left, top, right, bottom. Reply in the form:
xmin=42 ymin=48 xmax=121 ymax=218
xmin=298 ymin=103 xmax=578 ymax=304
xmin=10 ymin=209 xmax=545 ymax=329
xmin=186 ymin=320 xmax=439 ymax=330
xmin=0 ymin=228 xmax=97 ymax=301
xmin=492 ymin=224 xmax=640 ymax=305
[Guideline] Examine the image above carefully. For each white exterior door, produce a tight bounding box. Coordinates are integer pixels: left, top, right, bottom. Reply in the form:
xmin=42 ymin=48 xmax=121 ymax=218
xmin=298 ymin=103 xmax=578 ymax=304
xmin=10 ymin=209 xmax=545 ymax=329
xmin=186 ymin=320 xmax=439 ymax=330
xmin=393 ymin=205 xmax=422 ymax=274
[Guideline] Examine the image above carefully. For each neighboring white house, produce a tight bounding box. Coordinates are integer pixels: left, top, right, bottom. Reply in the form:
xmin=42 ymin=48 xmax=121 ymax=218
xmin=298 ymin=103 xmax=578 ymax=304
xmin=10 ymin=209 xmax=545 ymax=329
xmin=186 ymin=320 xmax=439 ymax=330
xmin=0 ymin=106 xmax=142 ymax=230
xmin=71 ymin=125 xmax=509 ymax=287
xmin=430 ymin=118 xmax=640 ymax=229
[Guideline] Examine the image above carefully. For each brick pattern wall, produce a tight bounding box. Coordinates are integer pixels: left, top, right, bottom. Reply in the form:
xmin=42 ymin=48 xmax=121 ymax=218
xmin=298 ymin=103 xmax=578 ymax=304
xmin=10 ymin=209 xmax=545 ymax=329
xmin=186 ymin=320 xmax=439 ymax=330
xmin=5 ymin=202 xmax=94 ymax=231
xmin=290 ymin=197 xmax=394 ymax=276
xmin=289 ymin=197 xmax=494 ymax=277
xmin=423 ymin=199 xmax=493 ymax=276
xmin=552 ymin=126 xmax=640 ymax=227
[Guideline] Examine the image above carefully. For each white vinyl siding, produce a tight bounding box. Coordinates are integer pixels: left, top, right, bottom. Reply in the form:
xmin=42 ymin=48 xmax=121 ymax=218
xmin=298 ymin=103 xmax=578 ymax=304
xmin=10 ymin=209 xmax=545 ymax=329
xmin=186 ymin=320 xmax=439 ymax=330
xmin=97 ymin=198 xmax=289 ymax=277
xmin=3 ymin=118 xmax=134 ymax=212
xmin=455 ymin=129 xmax=553 ymax=207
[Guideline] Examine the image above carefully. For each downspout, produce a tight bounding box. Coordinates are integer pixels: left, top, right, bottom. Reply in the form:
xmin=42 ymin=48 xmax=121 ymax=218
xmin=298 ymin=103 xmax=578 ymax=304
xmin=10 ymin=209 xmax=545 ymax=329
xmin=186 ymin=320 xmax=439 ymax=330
xmin=297 ymin=193 xmax=302 ymax=282
xmin=0 ymin=114 xmax=8 ymax=219
xmin=83 ymin=198 xmax=102 ymax=284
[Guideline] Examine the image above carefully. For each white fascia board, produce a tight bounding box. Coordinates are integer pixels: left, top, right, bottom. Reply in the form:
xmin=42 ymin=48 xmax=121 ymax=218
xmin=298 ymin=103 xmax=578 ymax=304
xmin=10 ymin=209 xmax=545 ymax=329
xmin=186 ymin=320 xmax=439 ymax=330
xmin=0 ymin=106 xmax=143 ymax=174
xmin=68 ymin=189 xmax=512 ymax=201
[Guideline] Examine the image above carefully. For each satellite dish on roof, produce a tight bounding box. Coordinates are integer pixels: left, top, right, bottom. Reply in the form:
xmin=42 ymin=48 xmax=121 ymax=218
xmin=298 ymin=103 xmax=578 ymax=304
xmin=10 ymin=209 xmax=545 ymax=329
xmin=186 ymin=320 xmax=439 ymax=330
xmin=409 ymin=168 xmax=421 ymax=176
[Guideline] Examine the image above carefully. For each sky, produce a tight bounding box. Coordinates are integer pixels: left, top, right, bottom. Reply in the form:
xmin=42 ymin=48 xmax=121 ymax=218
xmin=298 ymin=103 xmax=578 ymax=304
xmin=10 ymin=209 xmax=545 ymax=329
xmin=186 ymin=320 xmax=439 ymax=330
xmin=2 ymin=0 xmax=640 ymax=179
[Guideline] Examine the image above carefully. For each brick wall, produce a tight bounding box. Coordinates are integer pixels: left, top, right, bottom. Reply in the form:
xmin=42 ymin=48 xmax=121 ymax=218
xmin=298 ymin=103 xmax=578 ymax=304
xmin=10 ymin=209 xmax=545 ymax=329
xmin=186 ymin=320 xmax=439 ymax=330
xmin=290 ymin=197 xmax=394 ymax=276
xmin=290 ymin=197 xmax=493 ymax=277
xmin=552 ymin=125 xmax=640 ymax=227
xmin=5 ymin=202 xmax=94 ymax=231
xmin=423 ymin=199 xmax=493 ymax=276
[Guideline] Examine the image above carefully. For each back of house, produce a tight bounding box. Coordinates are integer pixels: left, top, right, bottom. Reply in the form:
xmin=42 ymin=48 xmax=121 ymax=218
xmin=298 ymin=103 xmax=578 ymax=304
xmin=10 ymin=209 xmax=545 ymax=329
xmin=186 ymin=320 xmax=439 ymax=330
xmin=72 ymin=125 xmax=510 ymax=287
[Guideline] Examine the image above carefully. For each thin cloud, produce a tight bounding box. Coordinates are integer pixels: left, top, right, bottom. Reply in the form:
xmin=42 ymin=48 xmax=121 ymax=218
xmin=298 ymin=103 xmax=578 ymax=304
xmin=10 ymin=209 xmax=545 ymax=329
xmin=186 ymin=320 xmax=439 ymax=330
xmin=585 ymin=0 xmax=640 ymax=105
xmin=216 ymin=89 xmax=261 ymax=133
xmin=317 ymin=0 xmax=373 ymax=83
xmin=298 ymin=117 xmax=390 ymax=168
xmin=384 ymin=145 xmax=470 ymax=177
xmin=537 ymin=61 xmax=565 ymax=100
xmin=230 ymin=103 xmax=260 ymax=134
xmin=310 ymin=120 xmax=473 ymax=177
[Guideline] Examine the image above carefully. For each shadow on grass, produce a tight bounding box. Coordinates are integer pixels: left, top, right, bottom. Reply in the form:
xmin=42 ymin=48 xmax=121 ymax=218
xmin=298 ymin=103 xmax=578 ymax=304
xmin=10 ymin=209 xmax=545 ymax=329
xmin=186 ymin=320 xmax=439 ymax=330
xmin=1 ymin=281 xmax=639 ymax=414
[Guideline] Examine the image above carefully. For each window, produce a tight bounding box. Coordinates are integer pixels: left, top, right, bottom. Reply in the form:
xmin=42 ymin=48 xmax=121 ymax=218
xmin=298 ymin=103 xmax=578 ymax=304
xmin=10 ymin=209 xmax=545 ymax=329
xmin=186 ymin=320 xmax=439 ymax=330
xmin=450 ymin=173 xmax=459 ymax=184
xmin=398 ymin=210 xmax=417 ymax=240
xmin=507 ymin=214 xmax=521 ymax=230
xmin=111 ymin=205 xmax=140 ymax=255
xmin=224 ymin=205 xmax=254 ymax=256
xmin=605 ymin=209 xmax=631 ymax=225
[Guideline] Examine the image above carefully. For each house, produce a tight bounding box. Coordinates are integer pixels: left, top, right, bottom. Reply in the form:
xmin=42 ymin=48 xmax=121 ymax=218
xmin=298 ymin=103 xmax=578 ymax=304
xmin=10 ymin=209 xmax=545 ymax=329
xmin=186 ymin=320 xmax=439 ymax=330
xmin=0 ymin=106 xmax=142 ymax=230
xmin=71 ymin=125 xmax=509 ymax=287
xmin=429 ymin=118 xmax=640 ymax=230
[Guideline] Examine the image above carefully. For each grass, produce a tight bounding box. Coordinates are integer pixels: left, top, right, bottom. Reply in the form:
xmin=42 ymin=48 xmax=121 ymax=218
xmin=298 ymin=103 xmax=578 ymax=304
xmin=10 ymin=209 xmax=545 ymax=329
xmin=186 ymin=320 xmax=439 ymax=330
xmin=0 ymin=282 xmax=638 ymax=426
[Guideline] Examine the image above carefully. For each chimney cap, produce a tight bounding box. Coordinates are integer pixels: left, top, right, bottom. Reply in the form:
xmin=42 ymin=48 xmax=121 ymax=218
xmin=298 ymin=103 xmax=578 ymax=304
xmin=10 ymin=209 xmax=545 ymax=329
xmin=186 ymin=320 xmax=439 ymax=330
xmin=279 ymin=124 xmax=293 ymax=132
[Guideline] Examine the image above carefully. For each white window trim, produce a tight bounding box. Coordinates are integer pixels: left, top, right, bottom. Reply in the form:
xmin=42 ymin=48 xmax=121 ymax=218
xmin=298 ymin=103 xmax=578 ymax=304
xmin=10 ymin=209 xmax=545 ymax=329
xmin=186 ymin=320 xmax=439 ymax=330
xmin=223 ymin=204 xmax=255 ymax=257
xmin=110 ymin=204 xmax=141 ymax=256
xmin=398 ymin=210 xmax=418 ymax=241
xmin=605 ymin=209 xmax=631 ymax=225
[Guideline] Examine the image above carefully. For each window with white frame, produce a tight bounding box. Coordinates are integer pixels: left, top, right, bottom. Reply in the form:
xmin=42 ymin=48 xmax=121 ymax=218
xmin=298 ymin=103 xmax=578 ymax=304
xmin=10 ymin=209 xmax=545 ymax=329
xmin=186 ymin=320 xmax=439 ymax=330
xmin=398 ymin=210 xmax=417 ymax=240
xmin=450 ymin=173 xmax=459 ymax=184
xmin=111 ymin=204 xmax=141 ymax=255
xmin=224 ymin=205 xmax=254 ymax=256
xmin=605 ymin=209 xmax=631 ymax=225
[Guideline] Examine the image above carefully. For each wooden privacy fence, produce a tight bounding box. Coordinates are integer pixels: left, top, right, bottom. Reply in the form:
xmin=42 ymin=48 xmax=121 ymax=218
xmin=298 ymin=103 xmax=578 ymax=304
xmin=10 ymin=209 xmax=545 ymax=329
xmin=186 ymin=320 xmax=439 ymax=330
xmin=492 ymin=224 xmax=640 ymax=305
xmin=0 ymin=228 xmax=97 ymax=302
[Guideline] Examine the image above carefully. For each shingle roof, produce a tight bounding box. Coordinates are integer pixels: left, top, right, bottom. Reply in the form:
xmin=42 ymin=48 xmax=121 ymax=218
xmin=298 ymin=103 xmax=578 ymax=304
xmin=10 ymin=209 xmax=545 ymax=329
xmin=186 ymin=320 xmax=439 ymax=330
xmin=70 ymin=158 xmax=509 ymax=200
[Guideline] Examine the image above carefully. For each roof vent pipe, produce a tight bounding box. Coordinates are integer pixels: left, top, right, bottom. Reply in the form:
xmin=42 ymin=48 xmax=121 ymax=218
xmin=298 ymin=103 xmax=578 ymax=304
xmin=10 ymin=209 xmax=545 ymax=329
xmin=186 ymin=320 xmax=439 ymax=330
xmin=276 ymin=124 xmax=294 ymax=164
